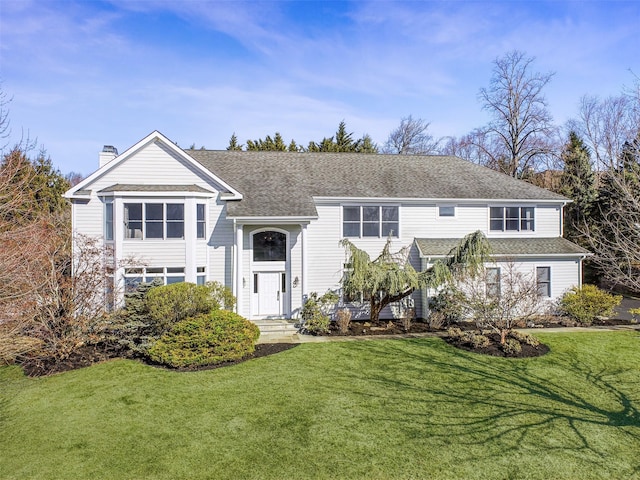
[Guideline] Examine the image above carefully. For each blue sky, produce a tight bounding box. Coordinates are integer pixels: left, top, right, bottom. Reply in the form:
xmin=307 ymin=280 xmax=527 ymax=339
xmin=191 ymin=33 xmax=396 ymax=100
xmin=1 ymin=0 xmax=638 ymax=175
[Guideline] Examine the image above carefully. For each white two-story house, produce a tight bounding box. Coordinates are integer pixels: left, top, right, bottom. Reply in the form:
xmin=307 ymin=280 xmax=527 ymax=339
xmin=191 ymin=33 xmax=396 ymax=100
xmin=64 ymin=131 xmax=589 ymax=320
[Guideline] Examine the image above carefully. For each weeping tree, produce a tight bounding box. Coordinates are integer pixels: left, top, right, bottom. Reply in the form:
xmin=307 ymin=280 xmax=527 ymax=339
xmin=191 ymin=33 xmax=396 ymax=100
xmin=340 ymin=231 xmax=491 ymax=322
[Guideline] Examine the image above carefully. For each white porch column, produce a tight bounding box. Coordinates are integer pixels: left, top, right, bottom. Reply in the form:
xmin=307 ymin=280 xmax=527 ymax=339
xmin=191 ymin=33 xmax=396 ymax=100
xmin=301 ymin=223 xmax=308 ymax=303
xmin=235 ymin=222 xmax=244 ymax=315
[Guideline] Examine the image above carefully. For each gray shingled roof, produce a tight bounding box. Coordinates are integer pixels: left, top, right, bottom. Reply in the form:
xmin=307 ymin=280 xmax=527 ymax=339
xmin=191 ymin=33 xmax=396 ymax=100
xmin=99 ymin=184 xmax=212 ymax=193
xmin=416 ymin=237 xmax=590 ymax=257
xmin=187 ymin=151 xmax=568 ymax=218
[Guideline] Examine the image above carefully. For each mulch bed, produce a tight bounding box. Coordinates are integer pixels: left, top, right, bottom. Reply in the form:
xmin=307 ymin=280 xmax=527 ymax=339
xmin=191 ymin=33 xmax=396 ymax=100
xmin=18 ymin=317 xmax=637 ymax=376
xmin=443 ymin=333 xmax=550 ymax=358
xmin=20 ymin=343 xmax=298 ymax=377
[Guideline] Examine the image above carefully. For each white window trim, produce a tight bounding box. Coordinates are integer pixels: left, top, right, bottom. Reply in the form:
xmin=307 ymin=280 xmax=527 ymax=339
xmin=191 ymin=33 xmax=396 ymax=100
xmin=341 ymin=204 xmax=401 ymax=239
xmin=536 ymin=265 xmax=552 ymax=298
xmin=437 ymin=204 xmax=456 ymax=219
xmin=123 ymin=201 xmax=186 ymax=241
xmin=488 ymin=205 xmax=536 ymax=234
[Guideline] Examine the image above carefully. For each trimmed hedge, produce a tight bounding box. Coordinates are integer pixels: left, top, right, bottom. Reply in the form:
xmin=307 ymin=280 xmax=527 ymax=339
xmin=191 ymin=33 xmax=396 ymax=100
xmin=147 ymin=310 xmax=260 ymax=368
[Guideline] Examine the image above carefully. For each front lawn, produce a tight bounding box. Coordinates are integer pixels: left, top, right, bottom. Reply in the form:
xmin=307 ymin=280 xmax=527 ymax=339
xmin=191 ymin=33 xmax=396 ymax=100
xmin=1 ymin=332 xmax=639 ymax=479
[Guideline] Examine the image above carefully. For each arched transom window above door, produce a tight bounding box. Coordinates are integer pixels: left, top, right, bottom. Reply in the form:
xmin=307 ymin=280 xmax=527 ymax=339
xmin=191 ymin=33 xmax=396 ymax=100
xmin=253 ymin=231 xmax=287 ymax=262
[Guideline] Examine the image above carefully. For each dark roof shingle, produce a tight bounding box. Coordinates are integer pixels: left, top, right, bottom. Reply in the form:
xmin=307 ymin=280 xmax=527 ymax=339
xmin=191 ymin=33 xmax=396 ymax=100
xmin=187 ymin=151 xmax=568 ymax=218
xmin=416 ymin=237 xmax=590 ymax=257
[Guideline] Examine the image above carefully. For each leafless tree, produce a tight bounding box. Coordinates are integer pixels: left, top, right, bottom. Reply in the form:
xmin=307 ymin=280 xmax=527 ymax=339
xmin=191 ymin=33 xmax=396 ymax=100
xmin=456 ymin=262 xmax=546 ymax=344
xmin=0 ymin=85 xmax=12 ymax=152
xmin=383 ymin=115 xmax=441 ymax=154
xmin=570 ymin=84 xmax=640 ymax=171
xmin=472 ymin=51 xmax=557 ymax=177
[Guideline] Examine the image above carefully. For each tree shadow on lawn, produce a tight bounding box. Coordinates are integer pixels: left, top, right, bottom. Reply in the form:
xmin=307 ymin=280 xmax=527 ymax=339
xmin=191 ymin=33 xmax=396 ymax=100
xmin=328 ymin=336 xmax=640 ymax=474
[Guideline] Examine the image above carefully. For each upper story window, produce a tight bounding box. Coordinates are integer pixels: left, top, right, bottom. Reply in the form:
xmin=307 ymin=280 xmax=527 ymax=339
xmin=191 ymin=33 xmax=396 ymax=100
xmin=343 ymin=205 xmax=399 ymax=238
xmin=438 ymin=205 xmax=455 ymax=218
xmin=124 ymin=203 xmax=184 ymax=239
xmin=104 ymin=202 xmax=114 ymax=241
xmin=490 ymin=206 xmax=534 ymax=232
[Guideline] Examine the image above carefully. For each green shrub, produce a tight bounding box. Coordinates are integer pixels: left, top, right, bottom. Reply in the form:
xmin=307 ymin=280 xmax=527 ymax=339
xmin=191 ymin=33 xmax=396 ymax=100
xmin=629 ymin=307 xmax=640 ymax=323
xmin=429 ymin=287 xmax=466 ymax=323
xmin=300 ymin=291 xmax=338 ymax=335
xmin=147 ymin=310 xmax=260 ymax=368
xmin=558 ymin=285 xmax=622 ymax=325
xmin=509 ymin=331 xmax=540 ymax=347
xmin=502 ymin=338 xmax=522 ymax=355
xmin=146 ymin=282 xmax=219 ymax=334
xmin=205 ymin=281 xmax=236 ymax=311
xmin=463 ymin=332 xmax=490 ymax=349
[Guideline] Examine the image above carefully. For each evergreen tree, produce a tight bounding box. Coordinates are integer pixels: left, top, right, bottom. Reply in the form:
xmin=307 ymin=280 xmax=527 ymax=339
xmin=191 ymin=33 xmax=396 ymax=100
xmin=307 ymin=121 xmax=379 ymax=153
xmin=226 ymin=133 xmax=243 ymax=151
xmin=559 ymin=131 xmax=597 ymax=243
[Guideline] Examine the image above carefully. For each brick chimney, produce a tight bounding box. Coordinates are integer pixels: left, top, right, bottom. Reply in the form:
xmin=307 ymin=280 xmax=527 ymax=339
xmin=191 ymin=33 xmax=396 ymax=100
xmin=99 ymin=145 xmax=118 ymax=167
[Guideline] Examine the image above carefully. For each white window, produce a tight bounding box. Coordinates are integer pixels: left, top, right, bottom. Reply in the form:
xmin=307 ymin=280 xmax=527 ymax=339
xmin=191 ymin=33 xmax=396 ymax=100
xmin=490 ymin=206 xmax=534 ymax=232
xmin=124 ymin=266 xmax=186 ymax=291
xmin=197 ymin=266 xmax=206 ymax=285
xmin=342 ymin=205 xmax=399 ymax=238
xmin=486 ymin=267 xmax=501 ymax=297
xmin=197 ymin=204 xmax=206 ymax=239
xmin=124 ymin=203 xmax=184 ymax=239
xmin=104 ymin=202 xmax=114 ymax=241
xmin=536 ymin=267 xmax=551 ymax=297
xmin=438 ymin=205 xmax=455 ymax=218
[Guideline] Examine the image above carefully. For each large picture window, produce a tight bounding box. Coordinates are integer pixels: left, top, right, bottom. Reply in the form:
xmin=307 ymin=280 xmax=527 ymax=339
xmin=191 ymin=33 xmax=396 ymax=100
xmin=343 ymin=205 xmax=399 ymax=238
xmin=124 ymin=202 xmax=184 ymax=239
xmin=253 ymin=231 xmax=287 ymax=262
xmin=490 ymin=206 xmax=534 ymax=232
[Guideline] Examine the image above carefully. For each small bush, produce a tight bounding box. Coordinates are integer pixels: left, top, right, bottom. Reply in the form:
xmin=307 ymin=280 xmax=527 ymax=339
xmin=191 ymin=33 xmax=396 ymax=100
xmin=558 ymin=285 xmax=622 ymax=325
xmin=463 ymin=332 xmax=490 ymax=349
xmin=147 ymin=310 xmax=260 ymax=368
xmin=510 ymin=331 xmax=540 ymax=347
xmin=336 ymin=308 xmax=352 ymax=334
xmin=300 ymin=291 xmax=338 ymax=335
xmin=146 ymin=282 xmax=219 ymax=334
xmin=446 ymin=327 xmax=463 ymax=339
xmin=629 ymin=307 xmax=640 ymax=323
xmin=430 ymin=287 xmax=466 ymax=323
xmin=502 ymin=338 xmax=522 ymax=355
xmin=428 ymin=311 xmax=446 ymax=329
xmin=401 ymin=308 xmax=415 ymax=332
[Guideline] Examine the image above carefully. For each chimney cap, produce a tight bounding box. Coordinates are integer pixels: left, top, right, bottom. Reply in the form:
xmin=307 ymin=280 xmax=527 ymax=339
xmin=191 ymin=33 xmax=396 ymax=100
xmin=102 ymin=145 xmax=118 ymax=155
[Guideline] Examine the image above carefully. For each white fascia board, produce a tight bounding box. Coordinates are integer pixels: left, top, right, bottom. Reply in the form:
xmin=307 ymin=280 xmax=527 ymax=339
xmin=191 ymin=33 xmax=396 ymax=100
xmin=419 ymin=252 xmax=590 ymax=259
xmin=313 ymin=196 xmax=567 ymax=205
xmin=64 ymin=131 xmax=243 ymax=200
xmin=97 ymin=190 xmax=216 ymax=198
xmin=231 ymin=216 xmax=316 ymax=225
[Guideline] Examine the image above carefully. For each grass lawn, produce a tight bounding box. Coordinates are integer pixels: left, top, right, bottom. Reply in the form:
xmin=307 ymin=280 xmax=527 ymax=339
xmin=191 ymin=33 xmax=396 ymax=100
xmin=1 ymin=331 xmax=639 ymax=480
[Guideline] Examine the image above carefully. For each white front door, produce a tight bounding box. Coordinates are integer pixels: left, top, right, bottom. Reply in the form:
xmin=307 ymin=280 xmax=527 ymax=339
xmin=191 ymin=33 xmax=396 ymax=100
xmin=258 ymin=272 xmax=282 ymax=316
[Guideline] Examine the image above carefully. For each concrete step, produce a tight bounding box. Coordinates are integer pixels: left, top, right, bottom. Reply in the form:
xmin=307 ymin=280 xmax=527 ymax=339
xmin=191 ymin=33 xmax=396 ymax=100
xmin=252 ymin=319 xmax=300 ymax=336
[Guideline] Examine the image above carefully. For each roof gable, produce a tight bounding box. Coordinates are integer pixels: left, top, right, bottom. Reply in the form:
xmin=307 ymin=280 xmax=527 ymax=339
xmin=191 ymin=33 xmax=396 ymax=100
xmin=64 ymin=131 xmax=242 ymax=200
